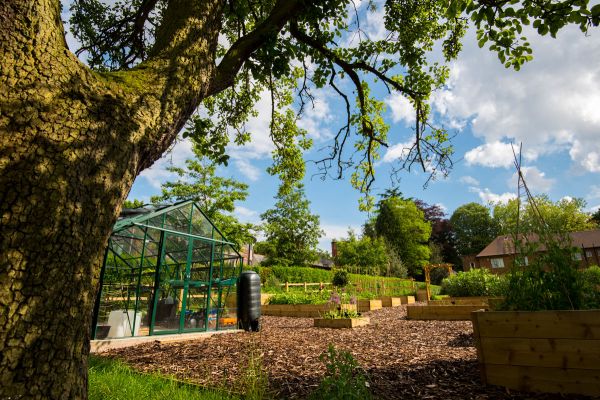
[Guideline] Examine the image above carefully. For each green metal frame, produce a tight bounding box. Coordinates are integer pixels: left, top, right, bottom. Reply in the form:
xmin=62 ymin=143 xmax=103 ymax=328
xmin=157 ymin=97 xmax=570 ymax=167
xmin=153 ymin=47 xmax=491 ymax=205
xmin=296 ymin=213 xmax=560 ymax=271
xmin=92 ymin=200 xmax=243 ymax=339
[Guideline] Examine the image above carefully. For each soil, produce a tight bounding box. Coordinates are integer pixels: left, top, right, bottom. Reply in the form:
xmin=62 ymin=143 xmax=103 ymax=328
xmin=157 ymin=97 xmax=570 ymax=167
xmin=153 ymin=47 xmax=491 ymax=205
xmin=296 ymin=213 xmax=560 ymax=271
xmin=104 ymin=306 xmax=594 ymax=399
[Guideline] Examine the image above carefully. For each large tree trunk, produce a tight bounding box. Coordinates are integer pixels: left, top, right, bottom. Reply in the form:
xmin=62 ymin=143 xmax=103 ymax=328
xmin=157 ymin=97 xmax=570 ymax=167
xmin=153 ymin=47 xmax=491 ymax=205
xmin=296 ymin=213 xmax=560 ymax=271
xmin=0 ymin=0 xmax=222 ymax=398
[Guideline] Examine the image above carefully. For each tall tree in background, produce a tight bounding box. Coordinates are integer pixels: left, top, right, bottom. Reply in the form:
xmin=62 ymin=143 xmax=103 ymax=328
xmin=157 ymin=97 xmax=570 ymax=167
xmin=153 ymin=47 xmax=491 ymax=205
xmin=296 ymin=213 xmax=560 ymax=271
xmin=413 ymin=199 xmax=461 ymax=267
xmin=260 ymin=184 xmax=323 ymax=266
xmin=2 ymin=0 xmax=598 ymax=396
xmin=149 ymin=144 xmax=255 ymax=248
xmin=450 ymin=203 xmax=499 ymax=256
xmin=374 ymin=197 xmax=431 ymax=276
xmin=493 ymin=195 xmax=598 ymax=235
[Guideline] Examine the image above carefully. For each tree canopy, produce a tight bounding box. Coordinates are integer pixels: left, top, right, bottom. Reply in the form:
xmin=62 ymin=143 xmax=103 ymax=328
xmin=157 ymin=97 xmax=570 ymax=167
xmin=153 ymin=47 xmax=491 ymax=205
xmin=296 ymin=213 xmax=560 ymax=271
xmin=69 ymin=0 xmax=600 ymax=208
xmin=373 ymin=197 xmax=432 ymax=276
xmin=450 ymin=202 xmax=499 ymax=256
xmin=493 ymin=195 xmax=598 ymax=235
xmin=259 ymin=183 xmax=323 ymax=266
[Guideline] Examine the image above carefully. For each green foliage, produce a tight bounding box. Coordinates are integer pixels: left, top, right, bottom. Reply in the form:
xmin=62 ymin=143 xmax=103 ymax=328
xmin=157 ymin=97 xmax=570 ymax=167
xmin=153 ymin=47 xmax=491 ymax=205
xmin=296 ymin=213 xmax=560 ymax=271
xmin=493 ymin=196 xmax=598 ymax=235
xmin=334 ymin=230 xmax=405 ymax=277
xmin=310 ymin=345 xmax=372 ymax=400
xmin=88 ymin=356 xmax=237 ymax=400
xmin=441 ymin=269 xmax=507 ymax=297
xmin=260 ymin=184 xmax=323 ymax=266
xmin=322 ymin=308 xmax=360 ymax=319
xmin=238 ymin=340 xmax=270 ymax=400
xmin=373 ymin=197 xmax=431 ymax=276
xmin=450 ymin=203 xmax=499 ymax=256
xmin=267 ymin=292 xmax=330 ymax=305
xmin=69 ymin=0 xmax=599 ymax=212
xmin=332 ymin=269 xmax=349 ymax=288
xmin=499 ymin=237 xmax=595 ymax=311
xmin=122 ymin=199 xmax=145 ymax=209
xmin=580 ymin=265 xmax=600 ymax=309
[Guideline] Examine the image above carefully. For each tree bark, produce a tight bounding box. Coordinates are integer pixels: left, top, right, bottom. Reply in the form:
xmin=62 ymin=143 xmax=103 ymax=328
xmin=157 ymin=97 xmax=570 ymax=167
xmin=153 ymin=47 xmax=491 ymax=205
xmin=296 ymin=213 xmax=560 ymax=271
xmin=0 ymin=0 xmax=222 ymax=398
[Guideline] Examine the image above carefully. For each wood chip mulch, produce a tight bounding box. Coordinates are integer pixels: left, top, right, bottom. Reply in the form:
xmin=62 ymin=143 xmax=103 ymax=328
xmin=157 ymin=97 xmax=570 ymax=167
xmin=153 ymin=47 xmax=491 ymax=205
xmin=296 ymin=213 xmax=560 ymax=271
xmin=104 ymin=306 xmax=594 ymax=399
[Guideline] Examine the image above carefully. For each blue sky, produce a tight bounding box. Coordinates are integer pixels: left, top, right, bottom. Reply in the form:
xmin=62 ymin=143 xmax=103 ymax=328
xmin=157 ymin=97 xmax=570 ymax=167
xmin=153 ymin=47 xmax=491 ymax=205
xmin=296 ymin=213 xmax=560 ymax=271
xmin=63 ymin=2 xmax=600 ymax=252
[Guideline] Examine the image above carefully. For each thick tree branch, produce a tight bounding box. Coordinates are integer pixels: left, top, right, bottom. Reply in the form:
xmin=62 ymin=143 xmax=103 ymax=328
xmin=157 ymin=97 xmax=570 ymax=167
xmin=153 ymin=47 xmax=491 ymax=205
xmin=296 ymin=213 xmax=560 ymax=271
xmin=207 ymin=0 xmax=306 ymax=96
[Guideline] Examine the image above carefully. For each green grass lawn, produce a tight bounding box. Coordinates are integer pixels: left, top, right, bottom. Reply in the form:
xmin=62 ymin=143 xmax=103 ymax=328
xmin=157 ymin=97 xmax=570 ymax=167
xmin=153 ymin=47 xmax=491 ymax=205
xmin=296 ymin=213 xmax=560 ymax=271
xmin=89 ymin=355 xmax=238 ymax=400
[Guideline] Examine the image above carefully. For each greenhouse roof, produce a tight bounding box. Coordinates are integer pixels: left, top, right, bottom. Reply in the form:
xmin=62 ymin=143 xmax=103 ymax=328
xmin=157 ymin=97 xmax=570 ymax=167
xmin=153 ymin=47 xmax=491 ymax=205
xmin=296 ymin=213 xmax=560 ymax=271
xmin=114 ymin=200 xmax=239 ymax=249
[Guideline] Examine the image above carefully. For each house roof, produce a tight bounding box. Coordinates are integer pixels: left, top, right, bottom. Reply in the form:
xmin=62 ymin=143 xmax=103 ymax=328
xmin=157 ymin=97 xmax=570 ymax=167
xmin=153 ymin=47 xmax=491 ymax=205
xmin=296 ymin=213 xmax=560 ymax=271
xmin=476 ymin=230 xmax=600 ymax=258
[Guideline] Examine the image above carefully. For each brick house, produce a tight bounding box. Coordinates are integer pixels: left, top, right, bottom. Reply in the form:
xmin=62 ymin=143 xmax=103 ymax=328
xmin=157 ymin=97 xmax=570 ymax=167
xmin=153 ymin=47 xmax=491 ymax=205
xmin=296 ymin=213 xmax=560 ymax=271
xmin=464 ymin=230 xmax=600 ymax=274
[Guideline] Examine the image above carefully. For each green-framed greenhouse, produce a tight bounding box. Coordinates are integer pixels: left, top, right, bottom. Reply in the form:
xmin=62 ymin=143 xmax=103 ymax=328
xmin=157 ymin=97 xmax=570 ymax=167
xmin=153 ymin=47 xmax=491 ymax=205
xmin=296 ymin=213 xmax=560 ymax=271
xmin=91 ymin=200 xmax=243 ymax=340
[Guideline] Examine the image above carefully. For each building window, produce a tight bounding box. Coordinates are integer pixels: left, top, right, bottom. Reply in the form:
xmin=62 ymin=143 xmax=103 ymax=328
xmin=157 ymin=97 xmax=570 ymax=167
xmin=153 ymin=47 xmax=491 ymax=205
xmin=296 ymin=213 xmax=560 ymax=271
xmin=470 ymin=262 xmax=475 ymax=269
xmin=586 ymin=250 xmax=593 ymax=258
xmin=573 ymin=252 xmax=583 ymax=261
xmin=491 ymin=258 xmax=505 ymax=269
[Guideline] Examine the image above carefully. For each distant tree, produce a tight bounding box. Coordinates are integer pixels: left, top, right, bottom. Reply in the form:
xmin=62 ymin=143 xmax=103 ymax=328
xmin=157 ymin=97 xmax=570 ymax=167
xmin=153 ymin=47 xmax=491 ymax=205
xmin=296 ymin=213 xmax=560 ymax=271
xmin=150 ymin=145 xmax=255 ymax=248
xmin=450 ymin=203 xmax=499 ymax=256
xmin=335 ymin=230 xmax=406 ymax=277
xmin=260 ymin=184 xmax=323 ymax=266
xmin=413 ymin=199 xmax=461 ymax=267
xmin=592 ymin=209 xmax=600 ymax=226
xmin=374 ymin=197 xmax=431 ymax=276
xmin=122 ymin=199 xmax=145 ymax=209
xmin=493 ymin=195 xmax=597 ymax=235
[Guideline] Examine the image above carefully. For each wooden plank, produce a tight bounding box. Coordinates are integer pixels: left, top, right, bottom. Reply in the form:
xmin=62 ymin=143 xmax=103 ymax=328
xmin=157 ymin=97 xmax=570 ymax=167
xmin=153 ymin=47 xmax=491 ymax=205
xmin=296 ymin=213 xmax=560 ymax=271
xmin=407 ymin=305 xmax=485 ymax=320
xmin=481 ymin=337 xmax=600 ymax=370
xmin=380 ymin=297 xmax=402 ymax=307
xmin=474 ymin=310 xmax=600 ymax=339
xmin=398 ymin=296 xmax=415 ymax=304
xmin=485 ymin=364 xmax=600 ymax=396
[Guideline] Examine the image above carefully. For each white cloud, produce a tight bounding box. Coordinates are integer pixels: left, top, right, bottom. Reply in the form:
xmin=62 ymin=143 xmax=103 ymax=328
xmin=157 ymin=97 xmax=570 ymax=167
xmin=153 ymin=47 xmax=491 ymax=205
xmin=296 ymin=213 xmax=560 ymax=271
xmin=432 ymin=26 xmax=600 ymax=173
xmin=464 ymin=141 xmax=515 ymax=168
xmin=469 ymin=187 xmax=516 ymax=204
xmin=508 ymin=166 xmax=555 ymax=194
xmin=297 ymin=95 xmax=333 ymax=141
xmin=587 ymin=185 xmax=600 ymax=201
xmin=459 ymin=175 xmax=480 ymax=186
xmin=385 ymin=93 xmax=416 ymax=125
xmin=139 ymin=139 xmax=194 ymax=189
xmin=234 ymin=159 xmax=261 ymax=181
xmin=382 ymin=141 xmax=413 ymax=163
xmin=235 ymin=206 xmax=257 ymax=218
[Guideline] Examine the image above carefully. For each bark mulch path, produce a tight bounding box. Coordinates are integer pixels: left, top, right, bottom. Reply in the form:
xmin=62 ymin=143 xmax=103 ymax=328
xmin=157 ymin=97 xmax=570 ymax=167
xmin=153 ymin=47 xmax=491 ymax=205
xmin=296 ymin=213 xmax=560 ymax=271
xmin=105 ymin=306 xmax=594 ymax=399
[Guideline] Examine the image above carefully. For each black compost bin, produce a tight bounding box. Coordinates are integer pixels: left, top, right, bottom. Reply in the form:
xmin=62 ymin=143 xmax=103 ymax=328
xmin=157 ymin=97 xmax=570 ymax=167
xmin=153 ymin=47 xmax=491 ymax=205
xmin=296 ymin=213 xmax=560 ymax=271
xmin=237 ymin=270 xmax=261 ymax=331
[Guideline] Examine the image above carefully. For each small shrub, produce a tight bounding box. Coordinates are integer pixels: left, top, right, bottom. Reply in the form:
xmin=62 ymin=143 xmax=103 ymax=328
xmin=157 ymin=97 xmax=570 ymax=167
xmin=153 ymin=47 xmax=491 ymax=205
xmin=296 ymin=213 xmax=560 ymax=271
xmin=267 ymin=292 xmax=330 ymax=305
xmin=441 ymin=269 xmax=507 ymax=297
xmin=332 ymin=270 xmax=349 ymax=288
xmin=309 ymin=345 xmax=371 ymax=400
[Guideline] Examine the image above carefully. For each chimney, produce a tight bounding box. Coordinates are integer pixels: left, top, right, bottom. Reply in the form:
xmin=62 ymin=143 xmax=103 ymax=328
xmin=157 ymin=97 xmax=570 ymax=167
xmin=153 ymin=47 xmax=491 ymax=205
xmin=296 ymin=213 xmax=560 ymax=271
xmin=331 ymin=240 xmax=338 ymax=258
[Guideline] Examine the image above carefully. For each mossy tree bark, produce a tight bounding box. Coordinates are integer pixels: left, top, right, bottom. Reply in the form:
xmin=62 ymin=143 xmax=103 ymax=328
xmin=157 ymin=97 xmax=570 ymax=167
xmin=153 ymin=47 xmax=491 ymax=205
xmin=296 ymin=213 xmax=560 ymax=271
xmin=0 ymin=0 xmax=224 ymax=398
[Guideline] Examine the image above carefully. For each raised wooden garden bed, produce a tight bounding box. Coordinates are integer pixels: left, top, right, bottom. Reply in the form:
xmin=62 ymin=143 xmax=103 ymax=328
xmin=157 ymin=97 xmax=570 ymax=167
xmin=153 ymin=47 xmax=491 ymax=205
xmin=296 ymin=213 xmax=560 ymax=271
xmin=380 ymin=296 xmax=402 ymax=307
xmin=406 ymin=304 xmax=487 ymax=320
xmin=428 ymin=297 xmax=504 ymax=307
xmin=313 ymin=316 xmax=370 ymax=329
xmin=398 ymin=295 xmax=415 ymax=304
xmin=262 ymin=303 xmax=356 ymax=318
xmin=471 ymin=309 xmax=600 ymax=397
xmin=357 ymin=299 xmax=383 ymax=312
xmin=416 ymin=289 xmax=428 ymax=302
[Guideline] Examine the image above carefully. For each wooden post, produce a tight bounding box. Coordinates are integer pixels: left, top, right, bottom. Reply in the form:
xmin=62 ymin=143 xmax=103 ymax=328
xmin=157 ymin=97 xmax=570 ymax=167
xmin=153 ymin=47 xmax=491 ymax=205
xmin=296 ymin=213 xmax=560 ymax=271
xmin=304 ymin=282 xmax=307 ymax=292
xmin=285 ymin=282 xmax=289 ymax=292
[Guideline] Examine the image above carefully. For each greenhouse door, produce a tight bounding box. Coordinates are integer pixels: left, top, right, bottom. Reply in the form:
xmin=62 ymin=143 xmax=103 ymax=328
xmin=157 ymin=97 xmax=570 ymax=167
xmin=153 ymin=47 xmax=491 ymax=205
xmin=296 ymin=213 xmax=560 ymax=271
xmin=150 ymin=231 xmax=214 ymax=335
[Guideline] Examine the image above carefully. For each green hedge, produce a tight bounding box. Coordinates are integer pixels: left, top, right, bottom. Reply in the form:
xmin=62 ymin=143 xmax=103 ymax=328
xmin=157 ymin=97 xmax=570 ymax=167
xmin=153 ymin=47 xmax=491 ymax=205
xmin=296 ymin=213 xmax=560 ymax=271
xmin=249 ymin=265 xmax=419 ymax=296
xmin=440 ymin=269 xmax=508 ymax=297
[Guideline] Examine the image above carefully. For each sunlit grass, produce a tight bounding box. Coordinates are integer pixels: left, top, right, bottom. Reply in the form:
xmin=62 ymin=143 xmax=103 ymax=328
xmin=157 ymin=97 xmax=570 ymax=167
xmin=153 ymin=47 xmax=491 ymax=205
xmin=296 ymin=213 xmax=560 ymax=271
xmin=88 ymin=355 xmax=238 ymax=400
